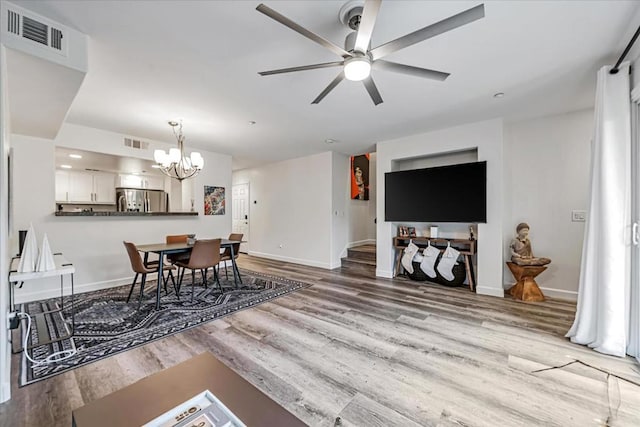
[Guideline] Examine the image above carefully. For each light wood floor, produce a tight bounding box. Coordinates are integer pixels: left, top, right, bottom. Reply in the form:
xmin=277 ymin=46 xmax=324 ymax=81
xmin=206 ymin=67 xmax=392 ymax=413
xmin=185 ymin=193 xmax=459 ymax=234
xmin=2 ymin=255 xmax=640 ymax=426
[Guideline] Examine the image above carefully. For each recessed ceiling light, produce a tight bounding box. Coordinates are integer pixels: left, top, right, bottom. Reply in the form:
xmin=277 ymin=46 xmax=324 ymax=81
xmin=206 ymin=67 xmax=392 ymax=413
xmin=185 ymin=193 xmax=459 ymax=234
xmin=248 ymin=121 xmax=256 ymax=125
xmin=325 ymin=138 xmax=338 ymax=144
xmin=60 ymin=165 xmax=72 ymax=169
xmin=151 ymin=165 xmax=161 ymax=169
xmin=493 ymin=92 xmax=505 ymax=98
xmin=132 ymin=172 xmax=140 ymax=175
xmin=69 ymin=154 xmax=82 ymax=159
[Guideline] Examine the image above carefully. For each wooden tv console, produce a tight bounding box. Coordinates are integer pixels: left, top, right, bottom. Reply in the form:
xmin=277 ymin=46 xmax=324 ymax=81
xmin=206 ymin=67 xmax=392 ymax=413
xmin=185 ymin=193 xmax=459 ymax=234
xmin=393 ymin=237 xmax=477 ymax=291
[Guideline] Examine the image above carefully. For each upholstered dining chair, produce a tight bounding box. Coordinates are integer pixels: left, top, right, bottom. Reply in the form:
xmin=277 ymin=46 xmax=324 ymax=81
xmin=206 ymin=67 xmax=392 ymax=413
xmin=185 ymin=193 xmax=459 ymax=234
xmin=123 ymin=241 xmax=178 ymax=310
xmin=220 ymin=233 xmax=243 ymax=279
xmin=175 ymin=239 xmax=222 ymax=303
xmin=165 ymin=234 xmax=191 ymax=272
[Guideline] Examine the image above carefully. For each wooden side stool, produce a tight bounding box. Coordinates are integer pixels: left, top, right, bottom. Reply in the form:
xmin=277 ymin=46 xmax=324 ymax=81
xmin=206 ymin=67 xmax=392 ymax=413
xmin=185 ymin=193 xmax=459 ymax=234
xmin=506 ymin=262 xmax=547 ymax=302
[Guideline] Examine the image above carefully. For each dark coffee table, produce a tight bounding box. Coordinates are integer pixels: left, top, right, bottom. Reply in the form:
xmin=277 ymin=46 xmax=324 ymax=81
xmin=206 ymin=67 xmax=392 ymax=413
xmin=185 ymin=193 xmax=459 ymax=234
xmin=72 ymin=352 xmax=306 ymax=427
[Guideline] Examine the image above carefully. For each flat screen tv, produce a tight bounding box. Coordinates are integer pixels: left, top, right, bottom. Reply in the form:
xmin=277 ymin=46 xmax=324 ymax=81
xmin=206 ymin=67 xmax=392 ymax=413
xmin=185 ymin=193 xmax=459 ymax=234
xmin=385 ymin=161 xmax=486 ymax=223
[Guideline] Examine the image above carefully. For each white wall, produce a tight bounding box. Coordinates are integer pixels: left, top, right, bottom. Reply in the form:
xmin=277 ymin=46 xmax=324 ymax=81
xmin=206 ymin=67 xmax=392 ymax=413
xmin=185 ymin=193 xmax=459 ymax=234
xmin=0 ymin=45 xmax=12 ymax=403
xmin=331 ymin=152 xmax=349 ymax=268
xmin=10 ymin=124 xmax=232 ymax=302
xmin=232 ymin=152 xmax=334 ymax=269
xmin=347 ymin=153 xmax=376 ymax=247
xmin=377 ymin=119 xmax=505 ymax=298
xmin=504 ymin=109 xmax=593 ymax=299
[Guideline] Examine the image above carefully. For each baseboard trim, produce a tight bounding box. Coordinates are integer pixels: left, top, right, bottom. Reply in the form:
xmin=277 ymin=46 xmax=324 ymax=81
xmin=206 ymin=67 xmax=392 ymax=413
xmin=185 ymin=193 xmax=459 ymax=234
xmin=0 ymin=380 xmax=10 ymax=403
xmin=375 ymin=269 xmax=394 ymax=278
xmin=14 ymin=276 xmax=132 ymax=304
xmin=248 ymin=251 xmax=331 ymax=270
xmin=503 ymin=282 xmax=578 ymax=301
xmin=539 ymin=287 xmax=578 ymax=301
xmin=476 ymin=286 xmax=505 ymax=298
xmin=329 ymin=262 xmax=342 ymax=270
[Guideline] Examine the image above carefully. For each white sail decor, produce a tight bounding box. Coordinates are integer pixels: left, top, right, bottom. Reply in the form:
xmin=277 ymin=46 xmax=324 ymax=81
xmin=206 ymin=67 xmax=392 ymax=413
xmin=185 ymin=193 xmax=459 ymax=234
xmin=36 ymin=233 xmax=56 ymax=272
xmin=17 ymin=223 xmax=39 ymax=273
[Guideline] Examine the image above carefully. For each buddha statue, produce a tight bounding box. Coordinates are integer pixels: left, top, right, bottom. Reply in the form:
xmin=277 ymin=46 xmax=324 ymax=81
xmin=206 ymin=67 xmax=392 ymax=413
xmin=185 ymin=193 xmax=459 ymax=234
xmin=510 ymin=223 xmax=551 ymax=266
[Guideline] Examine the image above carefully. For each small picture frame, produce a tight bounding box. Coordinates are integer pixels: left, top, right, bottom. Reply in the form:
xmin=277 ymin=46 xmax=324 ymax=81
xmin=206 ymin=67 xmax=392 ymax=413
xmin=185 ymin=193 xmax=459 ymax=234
xmin=398 ymin=226 xmax=409 ymax=237
xmin=407 ymin=227 xmax=417 ymax=238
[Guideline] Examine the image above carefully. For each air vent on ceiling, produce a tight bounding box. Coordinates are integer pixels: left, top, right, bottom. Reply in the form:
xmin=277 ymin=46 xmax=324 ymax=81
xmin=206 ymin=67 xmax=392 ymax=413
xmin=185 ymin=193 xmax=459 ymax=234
xmin=124 ymin=137 xmax=150 ymax=150
xmin=3 ymin=6 xmax=67 ymax=55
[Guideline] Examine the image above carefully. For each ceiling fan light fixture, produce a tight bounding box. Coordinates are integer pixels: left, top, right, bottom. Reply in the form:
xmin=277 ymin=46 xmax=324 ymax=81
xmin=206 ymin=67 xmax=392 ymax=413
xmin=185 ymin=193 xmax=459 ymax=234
xmin=344 ymin=56 xmax=371 ymax=81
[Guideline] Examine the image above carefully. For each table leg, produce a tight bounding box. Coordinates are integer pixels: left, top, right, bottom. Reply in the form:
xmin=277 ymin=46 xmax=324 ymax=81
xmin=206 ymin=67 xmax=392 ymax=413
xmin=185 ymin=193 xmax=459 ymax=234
xmin=464 ymin=255 xmax=475 ymax=292
xmin=156 ymin=251 xmax=164 ymax=310
xmin=60 ymin=275 xmax=64 ymax=310
xmin=229 ymin=245 xmax=240 ymax=288
xmin=71 ymin=273 xmax=75 ymax=334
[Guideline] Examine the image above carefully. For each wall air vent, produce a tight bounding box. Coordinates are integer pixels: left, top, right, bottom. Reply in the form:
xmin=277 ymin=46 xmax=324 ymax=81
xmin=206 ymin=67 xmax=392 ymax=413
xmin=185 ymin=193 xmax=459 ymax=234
xmin=22 ymin=15 xmax=48 ymax=45
xmin=7 ymin=9 xmax=19 ymax=35
xmin=2 ymin=5 xmax=68 ymax=56
xmin=124 ymin=138 xmax=149 ymax=150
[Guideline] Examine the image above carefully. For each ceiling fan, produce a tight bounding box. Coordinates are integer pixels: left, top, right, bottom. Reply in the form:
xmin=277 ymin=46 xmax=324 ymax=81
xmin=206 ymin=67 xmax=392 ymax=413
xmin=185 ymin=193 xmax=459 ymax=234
xmin=256 ymin=1 xmax=485 ymax=105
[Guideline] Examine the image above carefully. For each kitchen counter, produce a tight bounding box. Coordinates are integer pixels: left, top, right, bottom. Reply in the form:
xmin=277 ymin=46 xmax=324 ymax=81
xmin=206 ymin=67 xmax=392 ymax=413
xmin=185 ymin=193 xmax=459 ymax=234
xmin=54 ymin=211 xmax=198 ymax=217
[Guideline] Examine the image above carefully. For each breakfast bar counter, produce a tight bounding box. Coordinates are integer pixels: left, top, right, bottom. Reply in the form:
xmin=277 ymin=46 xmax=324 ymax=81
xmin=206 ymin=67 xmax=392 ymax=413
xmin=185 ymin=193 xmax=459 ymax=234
xmin=54 ymin=211 xmax=198 ymax=217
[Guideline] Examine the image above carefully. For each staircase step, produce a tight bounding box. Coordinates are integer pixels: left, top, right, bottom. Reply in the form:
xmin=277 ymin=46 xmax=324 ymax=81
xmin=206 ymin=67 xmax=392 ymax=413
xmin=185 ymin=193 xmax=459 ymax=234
xmin=347 ymin=244 xmax=376 ymax=262
xmin=341 ymin=257 xmax=376 ymax=277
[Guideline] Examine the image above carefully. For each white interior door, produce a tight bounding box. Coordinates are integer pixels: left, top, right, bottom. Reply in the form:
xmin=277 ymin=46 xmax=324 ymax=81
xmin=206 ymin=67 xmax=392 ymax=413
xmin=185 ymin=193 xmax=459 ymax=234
xmin=232 ymin=183 xmax=250 ymax=253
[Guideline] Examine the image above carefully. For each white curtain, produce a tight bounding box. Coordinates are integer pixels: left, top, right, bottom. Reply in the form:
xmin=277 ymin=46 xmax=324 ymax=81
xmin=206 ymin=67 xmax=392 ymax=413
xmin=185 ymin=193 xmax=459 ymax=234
xmin=566 ymin=63 xmax=631 ymax=357
xmin=629 ymin=86 xmax=640 ymax=362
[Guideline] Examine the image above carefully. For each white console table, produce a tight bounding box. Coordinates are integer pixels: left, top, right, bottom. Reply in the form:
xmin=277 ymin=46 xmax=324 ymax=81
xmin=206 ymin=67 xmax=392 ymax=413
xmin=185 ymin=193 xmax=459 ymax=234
xmin=9 ymin=254 xmax=76 ymax=349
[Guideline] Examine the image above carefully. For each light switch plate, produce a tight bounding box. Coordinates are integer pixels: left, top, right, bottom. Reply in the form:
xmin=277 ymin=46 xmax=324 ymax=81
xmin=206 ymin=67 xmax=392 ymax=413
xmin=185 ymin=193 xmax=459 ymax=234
xmin=572 ymin=210 xmax=586 ymax=222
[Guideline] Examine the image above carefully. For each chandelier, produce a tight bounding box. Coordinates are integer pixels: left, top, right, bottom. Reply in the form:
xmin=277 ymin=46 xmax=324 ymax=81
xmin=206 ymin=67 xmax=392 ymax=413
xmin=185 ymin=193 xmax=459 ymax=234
xmin=153 ymin=121 xmax=204 ymax=181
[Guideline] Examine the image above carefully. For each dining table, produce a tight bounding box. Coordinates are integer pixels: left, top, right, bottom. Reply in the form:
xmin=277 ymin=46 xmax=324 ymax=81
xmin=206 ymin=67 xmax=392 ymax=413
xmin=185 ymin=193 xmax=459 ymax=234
xmin=136 ymin=239 xmax=243 ymax=310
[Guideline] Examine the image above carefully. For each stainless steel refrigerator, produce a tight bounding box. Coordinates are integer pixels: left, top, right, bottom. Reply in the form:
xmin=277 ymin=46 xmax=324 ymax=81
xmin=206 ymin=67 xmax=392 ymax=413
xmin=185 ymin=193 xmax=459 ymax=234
xmin=116 ymin=188 xmax=168 ymax=212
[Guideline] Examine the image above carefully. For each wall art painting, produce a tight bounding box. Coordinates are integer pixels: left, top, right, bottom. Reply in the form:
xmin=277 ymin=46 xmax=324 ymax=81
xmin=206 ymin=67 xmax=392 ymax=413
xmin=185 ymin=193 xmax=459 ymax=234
xmin=350 ymin=153 xmax=370 ymax=200
xmin=204 ymin=186 xmax=225 ymax=215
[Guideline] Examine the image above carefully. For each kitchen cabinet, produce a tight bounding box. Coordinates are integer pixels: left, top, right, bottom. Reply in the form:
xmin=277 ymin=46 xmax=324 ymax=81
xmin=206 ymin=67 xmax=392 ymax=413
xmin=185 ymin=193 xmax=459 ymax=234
xmin=119 ymin=174 xmax=165 ymax=191
xmin=56 ymin=170 xmax=116 ymax=204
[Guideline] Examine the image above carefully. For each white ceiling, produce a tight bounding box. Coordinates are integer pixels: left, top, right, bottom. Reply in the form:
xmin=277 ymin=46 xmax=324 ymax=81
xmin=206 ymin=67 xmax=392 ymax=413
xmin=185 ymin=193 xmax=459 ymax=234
xmin=12 ymin=0 xmax=640 ymax=170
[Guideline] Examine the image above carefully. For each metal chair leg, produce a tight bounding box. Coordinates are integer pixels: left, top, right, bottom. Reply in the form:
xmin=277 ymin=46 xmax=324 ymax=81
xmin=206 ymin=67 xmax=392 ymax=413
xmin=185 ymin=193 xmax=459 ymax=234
xmin=137 ymin=274 xmax=147 ymax=310
xmin=203 ymin=268 xmax=208 ymax=289
xmin=225 ymin=262 xmax=228 ymax=279
xmin=126 ymin=273 xmax=139 ymax=302
xmin=191 ymin=269 xmax=196 ymax=303
xmin=214 ymin=266 xmax=221 ymax=290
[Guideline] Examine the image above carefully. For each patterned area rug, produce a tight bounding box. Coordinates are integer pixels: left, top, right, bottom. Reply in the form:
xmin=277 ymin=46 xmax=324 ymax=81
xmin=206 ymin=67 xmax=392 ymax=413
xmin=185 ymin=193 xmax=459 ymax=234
xmin=18 ymin=268 xmax=309 ymax=386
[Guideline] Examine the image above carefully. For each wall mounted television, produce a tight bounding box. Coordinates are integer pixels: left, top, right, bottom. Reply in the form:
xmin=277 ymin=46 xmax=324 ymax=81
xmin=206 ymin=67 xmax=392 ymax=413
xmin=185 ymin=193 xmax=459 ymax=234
xmin=385 ymin=161 xmax=487 ymax=223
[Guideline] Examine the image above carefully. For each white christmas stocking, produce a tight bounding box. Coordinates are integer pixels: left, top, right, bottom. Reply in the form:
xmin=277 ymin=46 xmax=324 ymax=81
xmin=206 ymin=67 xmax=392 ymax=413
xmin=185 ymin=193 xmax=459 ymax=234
xmin=420 ymin=243 xmax=440 ymax=278
xmin=401 ymin=242 xmax=419 ymax=274
xmin=437 ymin=244 xmax=460 ymax=281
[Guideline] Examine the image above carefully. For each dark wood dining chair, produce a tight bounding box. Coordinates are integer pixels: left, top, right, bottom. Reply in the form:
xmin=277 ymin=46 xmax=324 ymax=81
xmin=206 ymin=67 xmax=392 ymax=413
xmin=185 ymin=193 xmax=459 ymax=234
xmin=220 ymin=233 xmax=243 ymax=279
xmin=175 ymin=239 xmax=222 ymax=302
xmin=123 ymin=241 xmax=178 ymax=310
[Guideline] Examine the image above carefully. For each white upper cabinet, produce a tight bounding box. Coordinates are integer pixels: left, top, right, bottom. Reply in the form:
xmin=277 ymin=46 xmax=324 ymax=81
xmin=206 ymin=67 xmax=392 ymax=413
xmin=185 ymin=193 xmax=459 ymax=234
xmin=118 ymin=174 xmax=165 ymax=191
xmin=55 ymin=170 xmax=116 ymax=204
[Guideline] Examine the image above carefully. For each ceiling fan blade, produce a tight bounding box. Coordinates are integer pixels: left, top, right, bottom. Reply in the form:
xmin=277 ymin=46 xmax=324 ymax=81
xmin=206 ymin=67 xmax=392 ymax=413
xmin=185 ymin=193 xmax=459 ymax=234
xmin=363 ymin=76 xmax=383 ymax=106
xmin=374 ymin=60 xmax=450 ymax=81
xmin=354 ymin=0 xmax=382 ymax=54
xmin=369 ymin=4 xmax=485 ymax=61
xmin=311 ymin=71 xmax=345 ymax=104
xmin=259 ymin=61 xmax=344 ymax=76
xmin=256 ymin=4 xmax=351 ymax=58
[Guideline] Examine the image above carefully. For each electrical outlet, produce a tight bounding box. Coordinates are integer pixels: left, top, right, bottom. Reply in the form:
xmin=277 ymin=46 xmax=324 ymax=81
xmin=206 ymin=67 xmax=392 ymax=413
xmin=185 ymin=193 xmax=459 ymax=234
xmin=572 ymin=210 xmax=586 ymax=222
xmin=7 ymin=312 xmax=19 ymax=329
